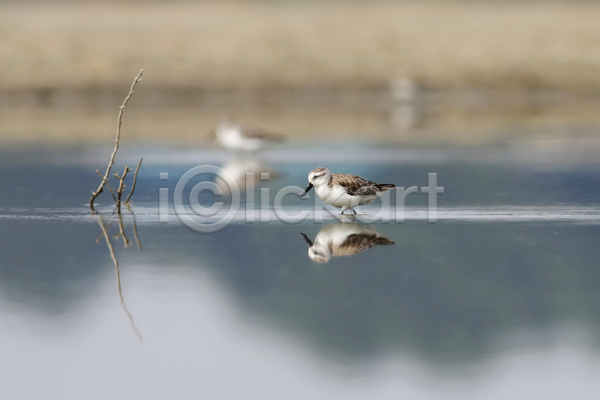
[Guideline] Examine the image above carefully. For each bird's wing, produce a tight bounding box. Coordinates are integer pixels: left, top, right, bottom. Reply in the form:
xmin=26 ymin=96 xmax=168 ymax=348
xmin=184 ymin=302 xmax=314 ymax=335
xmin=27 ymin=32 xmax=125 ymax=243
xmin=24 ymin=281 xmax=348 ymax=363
xmin=333 ymin=174 xmax=378 ymax=196
xmin=332 ymin=233 xmax=395 ymax=256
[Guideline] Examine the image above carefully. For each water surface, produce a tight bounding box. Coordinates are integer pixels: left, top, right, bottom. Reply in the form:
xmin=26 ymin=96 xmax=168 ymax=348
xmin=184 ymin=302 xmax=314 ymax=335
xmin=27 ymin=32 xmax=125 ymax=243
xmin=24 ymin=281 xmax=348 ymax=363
xmin=1 ymin=142 xmax=600 ymax=399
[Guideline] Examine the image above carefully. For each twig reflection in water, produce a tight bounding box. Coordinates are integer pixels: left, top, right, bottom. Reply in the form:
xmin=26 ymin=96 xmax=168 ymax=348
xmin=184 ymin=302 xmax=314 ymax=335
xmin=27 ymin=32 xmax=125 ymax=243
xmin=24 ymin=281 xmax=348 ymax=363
xmin=129 ymin=207 xmax=143 ymax=251
xmin=96 ymin=214 xmax=143 ymax=343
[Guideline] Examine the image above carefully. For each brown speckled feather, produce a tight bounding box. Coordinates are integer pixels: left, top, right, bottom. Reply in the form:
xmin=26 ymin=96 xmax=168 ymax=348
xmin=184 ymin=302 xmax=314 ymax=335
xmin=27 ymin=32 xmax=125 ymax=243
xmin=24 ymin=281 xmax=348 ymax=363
xmin=330 ymin=174 xmax=394 ymax=196
xmin=332 ymin=233 xmax=395 ymax=257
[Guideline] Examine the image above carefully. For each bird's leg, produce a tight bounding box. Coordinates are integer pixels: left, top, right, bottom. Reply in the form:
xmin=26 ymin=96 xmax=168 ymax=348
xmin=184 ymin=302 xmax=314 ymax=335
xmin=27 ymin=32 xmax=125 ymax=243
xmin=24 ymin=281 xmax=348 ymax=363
xmin=340 ymin=209 xmax=346 ymax=215
xmin=352 ymin=209 xmax=357 ymax=215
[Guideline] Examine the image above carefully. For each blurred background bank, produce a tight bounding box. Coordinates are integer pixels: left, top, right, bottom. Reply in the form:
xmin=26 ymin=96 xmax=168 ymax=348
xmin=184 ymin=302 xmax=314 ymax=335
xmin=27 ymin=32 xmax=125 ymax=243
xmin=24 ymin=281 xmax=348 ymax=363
xmin=0 ymin=0 xmax=599 ymax=146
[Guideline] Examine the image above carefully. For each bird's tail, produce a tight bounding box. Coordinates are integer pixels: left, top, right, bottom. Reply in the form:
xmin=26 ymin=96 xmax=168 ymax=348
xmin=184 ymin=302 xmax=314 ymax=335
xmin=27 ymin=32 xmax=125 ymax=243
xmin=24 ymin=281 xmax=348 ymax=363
xmin=271 ymin=133 xmax=286 ymax=142
xmin=375 ymin=184 xmax=396 ymax=192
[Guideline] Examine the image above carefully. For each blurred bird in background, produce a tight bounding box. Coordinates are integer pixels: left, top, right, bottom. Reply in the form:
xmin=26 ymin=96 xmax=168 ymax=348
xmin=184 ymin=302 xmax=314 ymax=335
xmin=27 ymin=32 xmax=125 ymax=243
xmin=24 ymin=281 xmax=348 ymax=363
xmin=208 ymin=119 xmax=284 ymax=152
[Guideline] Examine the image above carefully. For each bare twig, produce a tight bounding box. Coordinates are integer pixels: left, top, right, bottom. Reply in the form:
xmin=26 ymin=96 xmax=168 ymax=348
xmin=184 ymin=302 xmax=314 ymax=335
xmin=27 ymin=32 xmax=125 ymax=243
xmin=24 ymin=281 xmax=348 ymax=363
xmin=114 ymin=166 xmax=131 ymax=214
xmin=97 ymin=170 xmax=117 ymax=202
xmin=126 ymin=158 xmax=143 ymax=205
xmin=90 ymin=69 xmax=143 ymax=213
xmin=96 ymin=216 xmax=143 ymax=343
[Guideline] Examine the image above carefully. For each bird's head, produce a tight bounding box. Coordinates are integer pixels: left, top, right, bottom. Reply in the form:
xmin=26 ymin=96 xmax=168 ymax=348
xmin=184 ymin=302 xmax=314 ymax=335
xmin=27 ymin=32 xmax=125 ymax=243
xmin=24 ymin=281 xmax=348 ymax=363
xmin=301 ymin=233 xmax=331 ymax=263
xmin=301 ymin=167 xmax=331 ymax=197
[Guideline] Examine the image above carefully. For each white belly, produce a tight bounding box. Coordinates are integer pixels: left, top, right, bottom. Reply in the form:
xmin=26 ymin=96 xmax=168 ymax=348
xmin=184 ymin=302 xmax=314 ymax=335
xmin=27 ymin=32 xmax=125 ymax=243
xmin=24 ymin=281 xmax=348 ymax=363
xmin=217 ymin=128 xmax=262 ymax=151
xmin=315 ymin=184 xmax=377 ymax=209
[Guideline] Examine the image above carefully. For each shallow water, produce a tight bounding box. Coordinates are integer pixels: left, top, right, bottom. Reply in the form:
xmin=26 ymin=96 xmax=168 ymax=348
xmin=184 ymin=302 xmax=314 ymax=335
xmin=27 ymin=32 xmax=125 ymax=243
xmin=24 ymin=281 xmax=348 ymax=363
xmin=2 ymin=142 xmax=600 ymax=399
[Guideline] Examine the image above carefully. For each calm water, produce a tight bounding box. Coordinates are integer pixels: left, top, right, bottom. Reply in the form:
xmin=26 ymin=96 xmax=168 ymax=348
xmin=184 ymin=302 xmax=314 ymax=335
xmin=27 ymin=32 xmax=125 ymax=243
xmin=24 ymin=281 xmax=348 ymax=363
xmin=2 ymin=141 xmax=600 ymax=399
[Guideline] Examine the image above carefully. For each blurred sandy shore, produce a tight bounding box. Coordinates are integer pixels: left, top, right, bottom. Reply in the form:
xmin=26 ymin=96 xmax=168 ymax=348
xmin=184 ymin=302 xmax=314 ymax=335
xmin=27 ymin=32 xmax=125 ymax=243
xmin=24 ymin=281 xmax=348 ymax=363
xmin=1 ymin=1 xmax=600 ymax=94
xmin=3 ymin=1 xmax=600 ymax=146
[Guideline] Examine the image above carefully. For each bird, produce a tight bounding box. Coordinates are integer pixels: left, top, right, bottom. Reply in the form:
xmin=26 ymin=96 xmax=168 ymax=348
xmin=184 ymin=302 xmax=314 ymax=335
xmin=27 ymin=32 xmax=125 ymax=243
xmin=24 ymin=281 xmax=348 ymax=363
xmin=208 ymin=119 xmax=284 ymax=151
xmin=300 ymin=223 xmax=395 ymax=263
xmin=300 ymin=167 xmax=395 ymax=214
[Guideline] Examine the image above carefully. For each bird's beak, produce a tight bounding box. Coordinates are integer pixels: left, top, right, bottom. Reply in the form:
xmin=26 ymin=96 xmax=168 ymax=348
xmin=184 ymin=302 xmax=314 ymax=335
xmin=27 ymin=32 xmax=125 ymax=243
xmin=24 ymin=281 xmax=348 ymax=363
xmin=300 ymin=183 xmax=313 ymax=197
xmin=300 ymin=233 xmax=313 ymax=247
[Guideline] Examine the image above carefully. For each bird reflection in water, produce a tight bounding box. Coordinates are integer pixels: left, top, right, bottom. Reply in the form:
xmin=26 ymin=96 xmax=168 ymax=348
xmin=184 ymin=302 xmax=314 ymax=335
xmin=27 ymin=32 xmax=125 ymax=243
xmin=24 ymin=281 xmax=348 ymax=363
xmin=95 ymin=213 xmax=143 ymax=343
xmin=217 ymin=154 xmax=279 ymax=195
xmin=300 ymin=221 xmax=395 ymax=263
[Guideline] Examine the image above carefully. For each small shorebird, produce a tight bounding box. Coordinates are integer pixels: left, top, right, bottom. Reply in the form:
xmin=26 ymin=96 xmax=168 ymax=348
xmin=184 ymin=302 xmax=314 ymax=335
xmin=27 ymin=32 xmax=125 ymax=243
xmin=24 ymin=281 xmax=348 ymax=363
xmin=300 ymin=167 xmax=395 ymax=214
xmin=301 ymin=223 xmax=395 ymax=263
xmin=208 ymin=119 xmax=284 ymax=151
